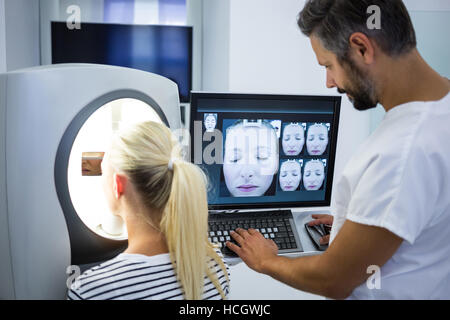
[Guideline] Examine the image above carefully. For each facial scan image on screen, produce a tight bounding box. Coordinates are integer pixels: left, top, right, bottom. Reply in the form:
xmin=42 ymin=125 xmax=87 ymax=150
xmin=303 ymin=159 xmax=327 ymax=191
xmin=279 ymin=159 xmax=303 ymax=192
xmin=222 ymin=119 xmax=279 ymax=197
xmin=204 ymin=113 xmax=218 ymax=133
xmin=306 ymin=123 xmax=330 ymax=156
xmin=282 ymin=122 xmax=306 ymax=156
xmin=68 ymin=98 xmax=163 ymax=240
xmin=191 ymin=93 xmax=340 ymax=208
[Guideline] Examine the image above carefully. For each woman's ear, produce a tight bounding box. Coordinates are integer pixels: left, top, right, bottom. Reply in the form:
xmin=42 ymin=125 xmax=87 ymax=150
xmin=113 ymin=173 xmax=127 ymax=199
xmin=348 ymin=32 xmax=375 ymax=65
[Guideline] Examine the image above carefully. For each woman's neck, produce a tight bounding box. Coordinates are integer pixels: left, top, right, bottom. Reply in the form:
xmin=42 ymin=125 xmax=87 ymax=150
xmin=121 ymin=204 xmax=169 ymax=257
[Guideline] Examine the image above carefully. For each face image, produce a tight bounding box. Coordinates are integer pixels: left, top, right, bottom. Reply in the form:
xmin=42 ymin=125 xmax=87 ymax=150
xmin=306 ymin=124 xmax=329 ymax=156
xmin=223 ymin=122 xmax=279 ymax=197
xmin=282 ymin=124 xmax=305 ymax=156
xmin=303 ymin=160 xmax=325 ymax=191
xmin=81 ymin=152 xmax=104 ymax=176
xmin=204 ymin=114 xmax=217 ymax=132
xmin=279 ymin=161 xmax=301 ymax=192
xmin=310 ymin=36 xmax=378 ymax=111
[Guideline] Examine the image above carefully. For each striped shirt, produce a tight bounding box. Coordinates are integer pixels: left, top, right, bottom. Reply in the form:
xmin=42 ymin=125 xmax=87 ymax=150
xmin=67 ymin=250 xmax=230 ymax=300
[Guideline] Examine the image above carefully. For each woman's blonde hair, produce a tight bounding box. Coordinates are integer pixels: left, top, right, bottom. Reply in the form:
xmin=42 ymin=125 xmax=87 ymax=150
xmin=108 ymin=121 xmax=229 ymax=300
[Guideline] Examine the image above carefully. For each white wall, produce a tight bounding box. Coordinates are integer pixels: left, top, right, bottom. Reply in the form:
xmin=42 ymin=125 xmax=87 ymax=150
xmin=404 ymin=0 xmax=450 ymax=11
xmin=3 ymin=0 xmax=40 ymax=71
xmin=201 ymin=0 xmax=230 ymax=91
xmin=186 ymin=0 xmax=202 ymax=93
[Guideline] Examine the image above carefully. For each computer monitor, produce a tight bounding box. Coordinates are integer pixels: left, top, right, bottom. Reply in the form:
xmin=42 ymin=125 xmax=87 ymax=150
xmin=190 ymin=92 xmax=341 ymax=210
xmin=51 ymin=22 xmax=193 ymax=103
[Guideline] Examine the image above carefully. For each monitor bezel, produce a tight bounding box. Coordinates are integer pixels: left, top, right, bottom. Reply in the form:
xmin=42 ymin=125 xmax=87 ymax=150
xmin=189 ymin=92 xmax=341 ymax=211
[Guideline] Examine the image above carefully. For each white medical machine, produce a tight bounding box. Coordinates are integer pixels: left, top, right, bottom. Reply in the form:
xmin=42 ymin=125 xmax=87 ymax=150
xmin=0 ymin=64 xmax=181 ymax=299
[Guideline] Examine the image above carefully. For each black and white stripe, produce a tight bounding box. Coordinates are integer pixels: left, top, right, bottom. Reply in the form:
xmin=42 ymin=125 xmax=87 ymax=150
xmin=67 ymin=250 xmax=230 ymax=300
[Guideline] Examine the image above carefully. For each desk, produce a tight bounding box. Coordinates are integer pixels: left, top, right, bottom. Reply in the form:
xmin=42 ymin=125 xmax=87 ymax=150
xmin=226 ymin=208 xmax=331 ymax=300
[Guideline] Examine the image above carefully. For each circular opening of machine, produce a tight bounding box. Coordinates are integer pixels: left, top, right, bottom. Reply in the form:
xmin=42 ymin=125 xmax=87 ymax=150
xmin=67 ymin=98 xmax=163 ymax=241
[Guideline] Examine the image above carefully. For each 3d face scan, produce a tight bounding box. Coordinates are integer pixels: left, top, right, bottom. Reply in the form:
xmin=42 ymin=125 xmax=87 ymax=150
xmin=303 ymin=159 xmax=325 ymax=191
xmin=223 ymin=120 xmax=279 ymax=197
xmin=306 ymin=123 xmax=329 ymax=156
xmin=279 ymin=160 xmax=302 ymax=192
xmin=282 ymin=123 xmax=305 ymax=156
xmin=204 ymin=113 xmax=218 ymax=132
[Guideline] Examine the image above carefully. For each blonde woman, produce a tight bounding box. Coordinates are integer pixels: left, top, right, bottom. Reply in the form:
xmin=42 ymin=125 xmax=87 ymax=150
xmin=68 ymin=121 xmax=229 ymax=300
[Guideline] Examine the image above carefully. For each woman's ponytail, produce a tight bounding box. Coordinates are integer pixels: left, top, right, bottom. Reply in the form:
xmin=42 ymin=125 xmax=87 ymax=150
xmin=160 ymin=159 xmax=229 ymax=300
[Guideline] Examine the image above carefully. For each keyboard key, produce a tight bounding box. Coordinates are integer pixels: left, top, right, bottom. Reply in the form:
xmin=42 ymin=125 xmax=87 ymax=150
xmin=217 ymin=231 xmax=222 ymax=236
xmin=270 ymin=233 xmax=275 ymax=239
xmin=264 ymin=234 xmax=269 ymax=239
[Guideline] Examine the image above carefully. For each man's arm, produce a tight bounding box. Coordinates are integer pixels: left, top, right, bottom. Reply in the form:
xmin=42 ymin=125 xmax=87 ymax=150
xmin=227 ymin=220 xmax=403 ymax=299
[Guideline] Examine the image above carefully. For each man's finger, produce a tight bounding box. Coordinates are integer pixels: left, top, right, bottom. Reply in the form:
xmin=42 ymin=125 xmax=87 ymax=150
xmin=235 ymin=228 xmax=250 ymax=239
xmin=308 ymin=218 xmax=327 ymax=226
xmin=226 ymin=241 xmax=242 ymax=255
xmin=248 ymin=228 xmax=259 ymax=236
xmin=230 ymin=230 xmax=245 ymax=245
xmin=269 ymin=239 xmax=278 ymax=251
xmin=311 ymin=214 xmax=328 ymax=219
xmin=319 ymin=234 xmax=330 ymax=245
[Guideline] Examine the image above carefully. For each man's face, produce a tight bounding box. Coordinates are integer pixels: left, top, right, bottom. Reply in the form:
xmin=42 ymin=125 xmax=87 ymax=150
xmin=310 ymin=36 xmax=378 ymax=111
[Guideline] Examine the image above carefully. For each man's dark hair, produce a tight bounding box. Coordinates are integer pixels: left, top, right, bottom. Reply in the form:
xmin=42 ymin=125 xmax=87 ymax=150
xmin=298 ymin=0 xmax=417 ymax=61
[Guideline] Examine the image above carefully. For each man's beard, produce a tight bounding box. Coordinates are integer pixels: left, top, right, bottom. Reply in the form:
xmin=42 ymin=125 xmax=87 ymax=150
xmin=337 ymin=59 xmax=379 ymax=111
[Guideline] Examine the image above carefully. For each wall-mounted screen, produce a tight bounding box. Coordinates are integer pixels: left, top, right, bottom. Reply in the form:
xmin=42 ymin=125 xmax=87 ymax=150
xmin=51 ymin=21 xmax=193 ymax=102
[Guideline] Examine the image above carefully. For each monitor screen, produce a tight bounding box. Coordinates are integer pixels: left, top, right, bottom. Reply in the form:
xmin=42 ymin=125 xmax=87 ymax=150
xmin=190 ymin=93 xmax=341 ymax=210
xmin=51 ymin=21 xmax=193 ymax=103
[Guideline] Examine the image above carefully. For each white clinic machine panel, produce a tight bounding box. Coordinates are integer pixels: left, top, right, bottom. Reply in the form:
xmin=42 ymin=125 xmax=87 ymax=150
xmin=0 ymin=64 xmax=181 ymax=299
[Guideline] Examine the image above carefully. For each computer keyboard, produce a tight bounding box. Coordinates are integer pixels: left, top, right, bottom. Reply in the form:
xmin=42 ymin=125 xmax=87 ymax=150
xmin=208 ymin=209 xmax=303 ymax=257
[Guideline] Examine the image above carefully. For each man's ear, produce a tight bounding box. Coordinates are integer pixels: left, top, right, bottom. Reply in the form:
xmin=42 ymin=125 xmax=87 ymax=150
xmin=348 ymin=32 xmax=375 ymax=65
xmin=113 ymin=173 xmax=127 ymax=199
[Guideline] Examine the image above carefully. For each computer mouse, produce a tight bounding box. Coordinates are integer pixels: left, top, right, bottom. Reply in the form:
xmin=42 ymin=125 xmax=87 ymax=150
xmin=305 ymin=223 xmax=329 ymax=251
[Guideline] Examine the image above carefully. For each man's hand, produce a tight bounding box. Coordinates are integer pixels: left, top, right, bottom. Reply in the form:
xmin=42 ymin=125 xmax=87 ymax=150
xmin=226 ymin=228 xmax=278 ymax=273
xmin=308 ymin=214 xmax=333 ymax=245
